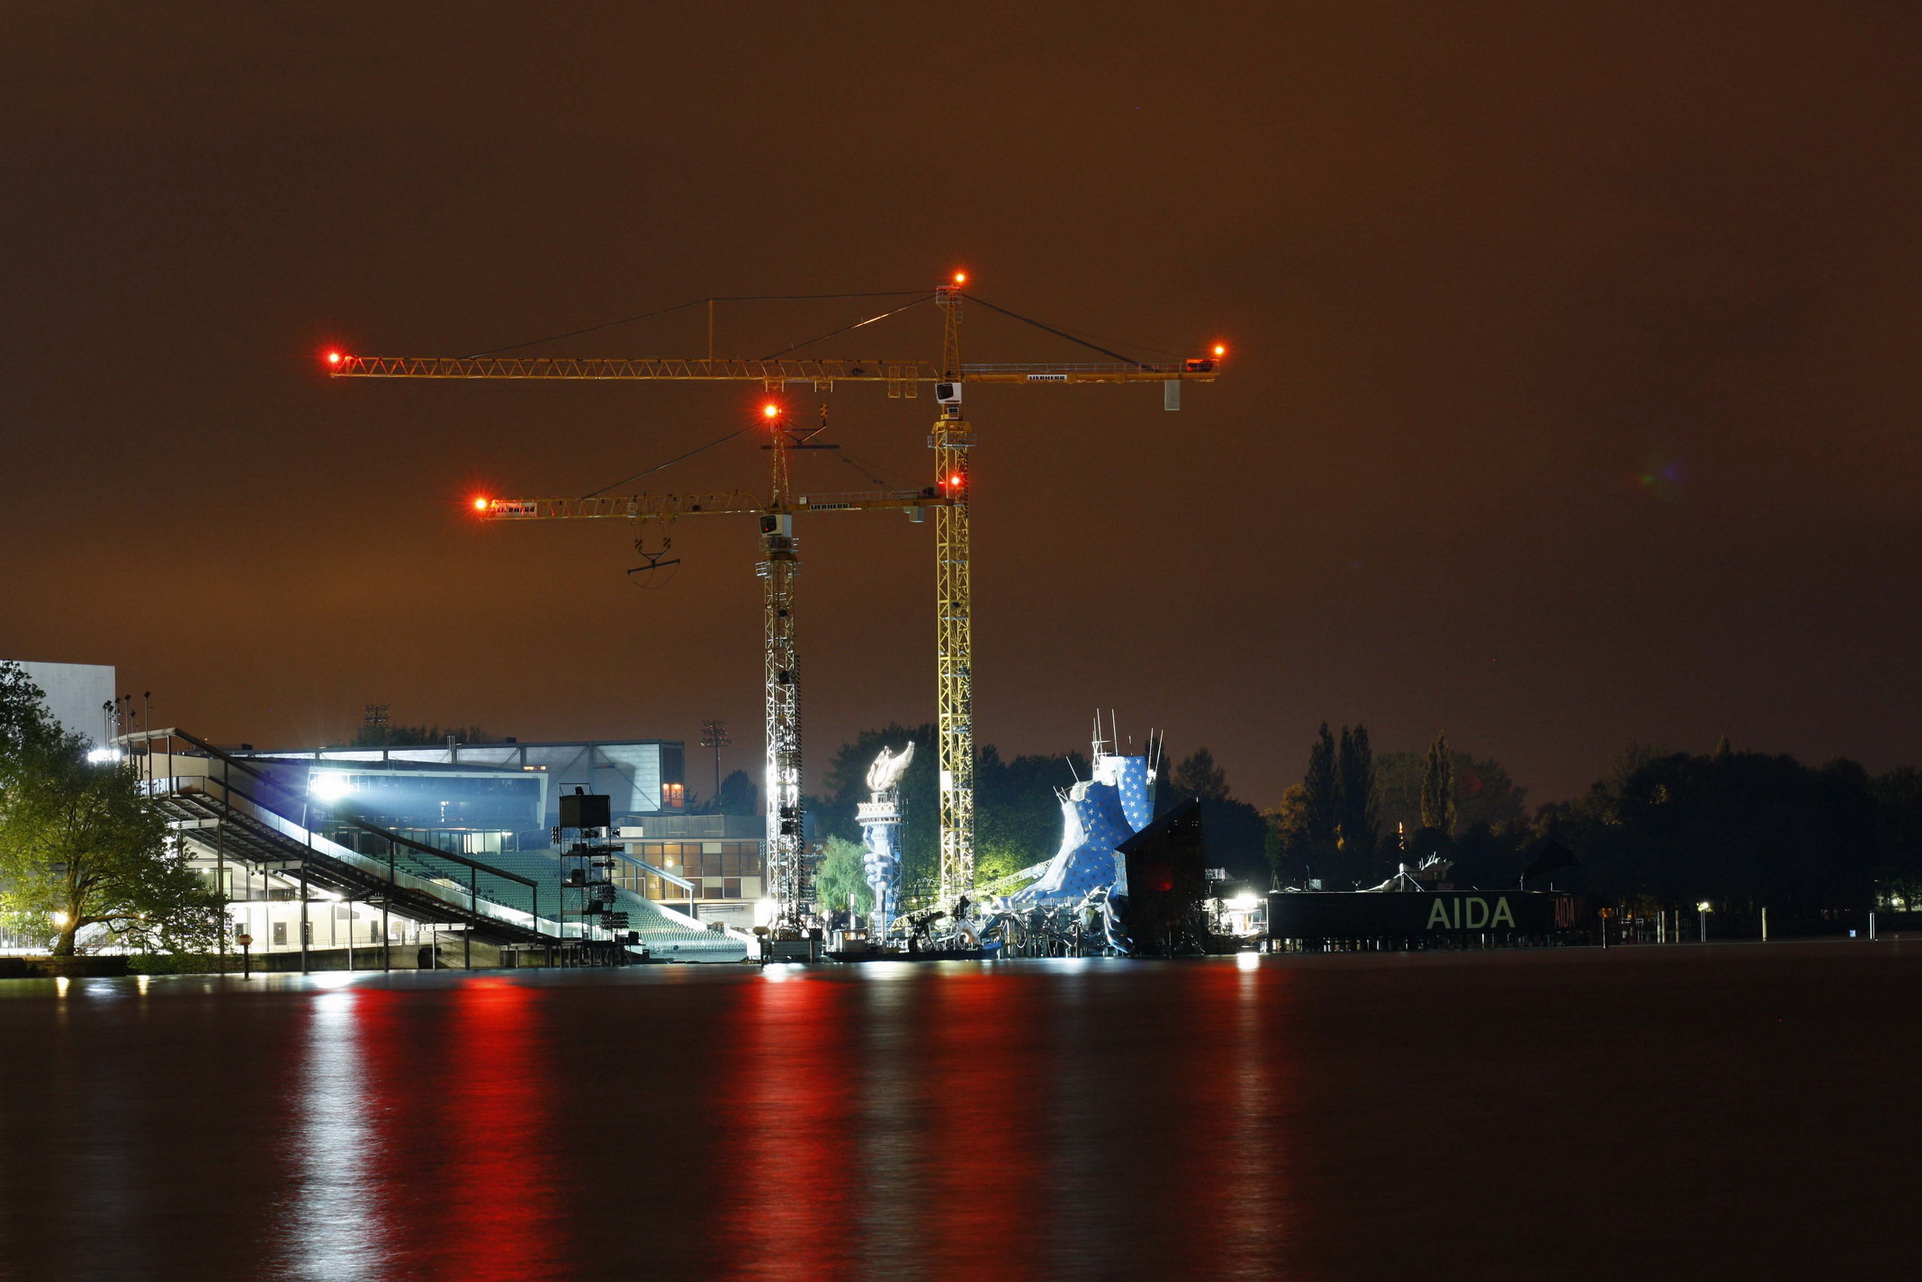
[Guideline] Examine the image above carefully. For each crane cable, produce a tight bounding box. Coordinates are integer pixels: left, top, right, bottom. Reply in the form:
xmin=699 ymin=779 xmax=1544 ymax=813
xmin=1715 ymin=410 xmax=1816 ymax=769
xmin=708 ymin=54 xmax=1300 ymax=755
xmin=958 ymin=293 xmax=1151 ymax=367
xmin=581 ymin=425 xmax=753 ymax=499
xmin=466 ymin=290 xmax=930 ymax=358
xmin=760 ymin=294 xmax=934 ymax=360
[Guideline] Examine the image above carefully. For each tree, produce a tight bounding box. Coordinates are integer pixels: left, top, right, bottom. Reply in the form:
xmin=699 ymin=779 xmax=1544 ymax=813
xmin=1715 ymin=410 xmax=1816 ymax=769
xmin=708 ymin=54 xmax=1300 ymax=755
xmin=1380 ymin=744 xmax=1527 ymax=837
xmin=1871 ymin=767 xmax=1922 ymax=907
xmin=1420 ymin=735 xmax=1456 ymax=834
xmin=713 ymin=769 xmax=758 ymax=816
xmin=812 ymin=835 xmax=871 ymax=917
xmin=1452 ymin=756 xmax=1526 ymax=832
xmin=1303 ymin=723 xmax=1339 ymax=849
xmin=349 ymin=722 xmax=493 ymax=748
xmin=1157 ymin=745 xmax=1265 ymax=883
xmin=975 ymin=746 xmax=1084 ymax=880
xmin=1336 ymin=724 xmax=1379 ymax=856
xmin=1170 ymin=747 xmax=1229 ymax=802
xmin=1264 ymin=784 xmax=1311 ymax=876
xmin=0 ymin=662 xmax=59 ymax=755
xmin=1606 ymin=749 xmax=1879 ymax=912
xmin=0 ymin=664 xmax=222 ymax=956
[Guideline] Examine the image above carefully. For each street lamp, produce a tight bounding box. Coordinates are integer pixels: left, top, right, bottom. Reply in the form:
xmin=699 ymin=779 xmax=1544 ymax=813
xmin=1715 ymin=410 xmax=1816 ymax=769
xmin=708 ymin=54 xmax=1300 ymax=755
xmin=1697 ymin=901 xmax=1712 ymax=943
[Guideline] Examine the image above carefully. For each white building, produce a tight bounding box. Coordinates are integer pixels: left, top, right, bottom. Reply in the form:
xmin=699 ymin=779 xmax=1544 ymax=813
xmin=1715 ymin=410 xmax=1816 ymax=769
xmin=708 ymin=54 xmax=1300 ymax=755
xmin=8 ymin=660 xmax=116 ymax=745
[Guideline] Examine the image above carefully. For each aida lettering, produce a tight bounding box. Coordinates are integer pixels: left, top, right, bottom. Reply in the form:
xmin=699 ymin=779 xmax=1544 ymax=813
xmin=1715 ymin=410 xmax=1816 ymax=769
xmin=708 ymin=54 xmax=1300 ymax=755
xmin=1426 ymin=897 xmax=1517 ymax=930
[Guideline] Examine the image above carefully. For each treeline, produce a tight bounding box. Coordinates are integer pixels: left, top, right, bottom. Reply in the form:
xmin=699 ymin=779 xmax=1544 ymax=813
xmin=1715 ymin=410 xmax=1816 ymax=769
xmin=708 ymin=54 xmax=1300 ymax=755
xmin=1271 ymin=723 xmax=1922 ymax=914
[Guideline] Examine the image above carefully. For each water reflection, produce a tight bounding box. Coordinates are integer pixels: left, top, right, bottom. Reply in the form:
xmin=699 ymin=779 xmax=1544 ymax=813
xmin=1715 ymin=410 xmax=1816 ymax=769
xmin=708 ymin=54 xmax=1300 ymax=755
xmin=920 ymin=967 xmax=1044 ymax=1276
xmin=277 ymin=989 xmax=389 ymax=1281
xmin=5 ymin=961 xmax=1314 ymax=1280
xmin=706 ymin=960 xmax=1292 ymax=1280
xmin=718 ymin=971 xmax=860 ymax=1278
xmin=271 ymin=978 xmax=557 ymax=1281
xmin=436 ymin=979 xmax=558 ymax=1281
xmin=4 ymin=947 xmax=1915 ymax=1277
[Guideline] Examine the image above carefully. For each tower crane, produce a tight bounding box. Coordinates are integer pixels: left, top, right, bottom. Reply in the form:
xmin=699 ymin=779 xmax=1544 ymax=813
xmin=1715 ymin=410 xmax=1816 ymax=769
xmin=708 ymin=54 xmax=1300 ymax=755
xmin=473 ymin=404 xmax=951 ymax=932
xmin=328 ymin=276 xmax=1224 ymax=905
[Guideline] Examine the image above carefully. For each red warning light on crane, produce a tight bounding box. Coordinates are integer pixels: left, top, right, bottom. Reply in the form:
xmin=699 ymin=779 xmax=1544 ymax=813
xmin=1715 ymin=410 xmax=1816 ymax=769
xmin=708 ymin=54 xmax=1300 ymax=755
xmin=952 ymin=271 xmax=967 ymax=285
xmin=326 ymin=351 xmax=343 ymax=365
xmin=1213 ymin=343 xmax=1227 ymax=357
xmin=762 ymin=402 xmax=781 ymax=419
xmin=472 ymin=497 xmax=490 ymax=512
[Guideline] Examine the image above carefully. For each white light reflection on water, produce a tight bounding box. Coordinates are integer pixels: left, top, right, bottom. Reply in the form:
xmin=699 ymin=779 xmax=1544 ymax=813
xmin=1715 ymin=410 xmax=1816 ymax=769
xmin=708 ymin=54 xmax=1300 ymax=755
xmin=1221 ymin=955 xmax=1288 ymax=1277
xmin=274 ymin=987 xmax=388 ymax=1282
xmin=854 ymin=967 xmax=925 ymax=1274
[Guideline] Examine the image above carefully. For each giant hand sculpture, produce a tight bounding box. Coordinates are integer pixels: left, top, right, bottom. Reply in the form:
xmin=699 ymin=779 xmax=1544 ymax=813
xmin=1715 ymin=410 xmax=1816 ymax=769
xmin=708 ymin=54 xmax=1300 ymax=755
xmin=864 ymin=740 xmax=915 ymax=796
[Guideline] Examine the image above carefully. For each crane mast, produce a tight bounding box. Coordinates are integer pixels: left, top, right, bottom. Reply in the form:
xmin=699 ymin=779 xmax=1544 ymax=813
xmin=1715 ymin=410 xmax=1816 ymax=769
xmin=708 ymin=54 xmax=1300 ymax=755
xmin=758 ymin=415 xmax=806 ymax=928
xmin=932 ymin=285 xmax=975 ymax=901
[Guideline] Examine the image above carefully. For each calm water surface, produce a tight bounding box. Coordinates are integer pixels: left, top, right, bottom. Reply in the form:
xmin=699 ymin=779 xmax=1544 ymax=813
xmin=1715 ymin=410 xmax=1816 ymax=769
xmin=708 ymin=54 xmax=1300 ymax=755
xmin=0 ymin=943 xmax=1915 ymax=1280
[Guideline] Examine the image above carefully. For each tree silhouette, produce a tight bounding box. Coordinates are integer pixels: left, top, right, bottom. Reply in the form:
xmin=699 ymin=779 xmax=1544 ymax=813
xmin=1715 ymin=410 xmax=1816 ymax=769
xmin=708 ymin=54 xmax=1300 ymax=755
xmin=1421 ymin=734 xmax=1457 ymax=834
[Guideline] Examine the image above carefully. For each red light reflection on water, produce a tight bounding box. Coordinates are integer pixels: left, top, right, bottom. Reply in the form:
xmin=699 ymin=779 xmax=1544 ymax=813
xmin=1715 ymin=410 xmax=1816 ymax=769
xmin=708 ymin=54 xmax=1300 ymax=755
xmin=1169 ymin=960 xmax=1294 ymax=1277
xmin=919 ymin=968 xmax=1044 ymax=1273
xmin=714 ymin=973 xmax=861 ymax=1278
xmin=287 ymin=980 xmax=558 ymax=1282
xmin=437 ymin=979 xmax=557 ymax=1281
xmin=707 ymin=960 xmax=1294 ymax=1278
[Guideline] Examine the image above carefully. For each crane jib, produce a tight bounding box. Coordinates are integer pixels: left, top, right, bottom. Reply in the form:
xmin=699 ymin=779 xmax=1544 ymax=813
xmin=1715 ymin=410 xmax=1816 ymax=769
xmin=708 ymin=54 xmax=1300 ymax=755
xmin=328 ymin=356 xmax=1217 ymax=384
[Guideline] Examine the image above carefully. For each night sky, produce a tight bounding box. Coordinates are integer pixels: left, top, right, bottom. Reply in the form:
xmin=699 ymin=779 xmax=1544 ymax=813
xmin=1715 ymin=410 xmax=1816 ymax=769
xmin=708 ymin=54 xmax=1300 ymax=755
xmin=4 ymin=3 xmax=1918 ymax=806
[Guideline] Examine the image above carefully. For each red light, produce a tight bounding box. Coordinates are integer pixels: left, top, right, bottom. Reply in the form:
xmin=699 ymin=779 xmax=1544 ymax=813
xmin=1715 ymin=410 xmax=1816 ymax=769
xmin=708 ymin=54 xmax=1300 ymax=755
xmin=326 ymin=351 xmax=343 ymax=365
xmin=949 ymin=474 xmax=964 ymax=486
xmin=762 ymin=403 xmax=781 ymax=419
xmin=472 ymin=497 xmax=490 ymax=512
xmin=1213 ymin=343 xmax=1227 ymax=357
xmin=953 ymin=271 xmax=967 ymax=285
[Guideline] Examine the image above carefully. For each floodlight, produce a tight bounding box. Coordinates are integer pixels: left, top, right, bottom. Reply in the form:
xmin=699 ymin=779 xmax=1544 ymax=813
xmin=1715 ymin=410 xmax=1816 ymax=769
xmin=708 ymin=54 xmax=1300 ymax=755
xmin=309 ymin=772 xmax=356 ymax=802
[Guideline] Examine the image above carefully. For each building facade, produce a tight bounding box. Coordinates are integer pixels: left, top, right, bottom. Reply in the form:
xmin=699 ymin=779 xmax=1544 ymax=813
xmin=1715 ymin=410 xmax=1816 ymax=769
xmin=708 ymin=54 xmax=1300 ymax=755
xmin=8 ymin=660 xmax=115 ymax=745
xmin=616 ymin=814 xmax=768 ymax=930
xmin=245 ymin=739 xmax=686 ymax=854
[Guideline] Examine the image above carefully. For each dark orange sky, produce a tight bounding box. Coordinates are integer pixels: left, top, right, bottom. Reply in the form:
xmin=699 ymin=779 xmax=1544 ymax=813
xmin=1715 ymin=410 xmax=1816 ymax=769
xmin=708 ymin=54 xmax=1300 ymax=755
xmin=3 ymin=2 xmax=1918 ymax=805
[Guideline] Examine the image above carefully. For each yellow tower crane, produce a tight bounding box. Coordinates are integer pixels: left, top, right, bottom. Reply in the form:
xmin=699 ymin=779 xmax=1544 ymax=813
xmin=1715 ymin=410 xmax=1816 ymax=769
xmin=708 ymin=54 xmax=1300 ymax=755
xmin=327 ymin=276 xmax=1223 ymax=906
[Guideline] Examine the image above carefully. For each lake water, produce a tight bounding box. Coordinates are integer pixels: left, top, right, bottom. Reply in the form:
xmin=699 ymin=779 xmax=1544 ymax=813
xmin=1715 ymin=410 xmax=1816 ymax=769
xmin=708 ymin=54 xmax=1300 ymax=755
xmin=0 ymin=942 xmax=1914 ymax=1280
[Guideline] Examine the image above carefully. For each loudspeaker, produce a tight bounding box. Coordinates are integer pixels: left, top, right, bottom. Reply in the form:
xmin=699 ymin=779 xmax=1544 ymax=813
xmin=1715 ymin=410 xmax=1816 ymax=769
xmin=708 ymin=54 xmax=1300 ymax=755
xmin=560 ymin=790 xmax=612 ymax=831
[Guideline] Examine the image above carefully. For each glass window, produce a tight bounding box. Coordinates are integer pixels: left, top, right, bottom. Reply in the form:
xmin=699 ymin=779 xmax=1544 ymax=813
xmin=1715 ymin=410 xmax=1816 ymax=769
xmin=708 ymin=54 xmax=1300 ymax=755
xmin=272 ymin=921 xmax=287 ymax=946
xmin=702 ymin=884 xmax=724 ymax=899
xmin=724 ymin=877 xmax=742 ymax=898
